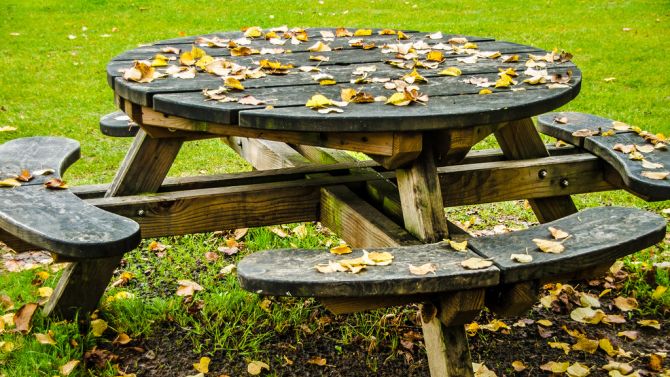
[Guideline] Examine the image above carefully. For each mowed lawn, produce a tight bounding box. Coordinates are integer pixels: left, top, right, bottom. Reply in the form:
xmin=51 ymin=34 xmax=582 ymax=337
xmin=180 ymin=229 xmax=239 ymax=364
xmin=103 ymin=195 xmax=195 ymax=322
xmin=0 ymin=1 xmax=669 ymax=376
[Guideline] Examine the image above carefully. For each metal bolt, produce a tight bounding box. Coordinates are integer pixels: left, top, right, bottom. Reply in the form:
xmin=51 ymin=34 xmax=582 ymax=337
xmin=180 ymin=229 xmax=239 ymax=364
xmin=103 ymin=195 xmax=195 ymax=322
xmin=538 ymin=169 xmax=548 ymax=179
xmin=560 ymin=178 xmax=569 ymax=188
xmin=137 ymin=209 xmax=146 ymax=217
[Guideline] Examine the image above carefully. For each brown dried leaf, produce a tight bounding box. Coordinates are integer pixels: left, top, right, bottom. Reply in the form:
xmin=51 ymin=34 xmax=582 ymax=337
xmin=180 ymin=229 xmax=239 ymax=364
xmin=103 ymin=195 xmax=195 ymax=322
xmin=59 ymin=360 xmax=80 ymax=376
xmin=409 ymin=263 xmax=437 ymax=276
xmin=307 ymin=356 xmax=327 ymax=366
xmin=641 ymin=171 xmax=669 ymax=180
xmin=548 ymin=226 xmax=569 ymax=240
xmin=533 ymin=238 xmax=565 ymax=253
xmin=176 ymin=279 xmax=203 ymax=297
xmin=616 ymin=330 xmax=639 ymax=341
xmin=238 ymin=95 xmax=265 ymax=106
xmin=460 ymin=257 xmax=493 ymax=270
xmin=247 ymin=360 xmax=270 ymax=375
xmin=572 ymin=129 xmax=599 ymax=137
xmin=14 ymin=303 xmax=38 ymax=333
xmin=35 ymin=332 xmax=57 ymax=345
xmin=613 ymin=296 xmax=638 ymax=311
xmin=44 ymin=178 xmax=69 ymax=189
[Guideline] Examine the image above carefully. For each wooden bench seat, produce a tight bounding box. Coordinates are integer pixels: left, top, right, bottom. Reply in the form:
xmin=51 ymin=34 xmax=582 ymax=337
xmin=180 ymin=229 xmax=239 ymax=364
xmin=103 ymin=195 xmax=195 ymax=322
xmin=538 ymin=112 xmax=670 ymax=201
xmin=238 ymin=206 xmax=664 ymax=304
xmin=0 ymin=137 xmax=141 ymax=319
xmin=99 ymin=110 xmax=139 ymax=137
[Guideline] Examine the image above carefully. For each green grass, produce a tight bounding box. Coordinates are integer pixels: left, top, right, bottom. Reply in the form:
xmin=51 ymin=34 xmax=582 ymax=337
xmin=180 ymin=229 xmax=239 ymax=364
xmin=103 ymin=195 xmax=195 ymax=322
xmin=1 ymin=0 xmax=670 ymax=376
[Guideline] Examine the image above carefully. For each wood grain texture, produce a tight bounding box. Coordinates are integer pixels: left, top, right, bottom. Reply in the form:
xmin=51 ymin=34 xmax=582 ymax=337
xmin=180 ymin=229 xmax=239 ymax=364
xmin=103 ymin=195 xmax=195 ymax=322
xmin=224 ymin=137 xmax=310 ymax=169
xmin=538 ymin=112 xmax=670 ymax=201
xmin=421 ymin=303 xmax=474 ymax=377
xmin=494 ymin=118 xmax=577 ymax=222
xmin=468 ymin=206 xmax=666 ymax=284
xmin=0 ymin=136 xmax=80 ymax=186
xmin=237 ymin=242 xmax=499 ymax=297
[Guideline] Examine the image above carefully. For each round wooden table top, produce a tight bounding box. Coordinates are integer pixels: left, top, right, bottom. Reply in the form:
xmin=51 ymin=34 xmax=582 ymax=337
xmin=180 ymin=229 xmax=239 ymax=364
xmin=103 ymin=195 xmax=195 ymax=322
xmin=107 ymin=27 xmax=580 ymax=133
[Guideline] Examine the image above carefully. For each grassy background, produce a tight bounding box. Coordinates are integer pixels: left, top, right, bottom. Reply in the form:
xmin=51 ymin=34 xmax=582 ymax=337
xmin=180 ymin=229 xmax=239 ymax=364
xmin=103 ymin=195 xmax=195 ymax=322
xmin=1 ymin=0 xmax=669 ymax=376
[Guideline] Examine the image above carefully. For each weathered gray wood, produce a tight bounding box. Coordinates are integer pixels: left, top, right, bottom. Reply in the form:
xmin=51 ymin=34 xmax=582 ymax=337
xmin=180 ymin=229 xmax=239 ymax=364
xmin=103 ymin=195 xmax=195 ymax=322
xmin=237 ymin=242 xmax=499 ymax=297
xmin=42 ymin=255 xmax=123 ymax=319
xmin=468 ymin=206 xmax=666 ymax=284
xmin=105 ymin=129 xmax=184 ymax=197
xmin=0 ymin=136 xmax=80 ymax=186
xmin=538 ymin=112 xmax=670 ymax=201
xmin=100 ymin=111 xmax=139 ymax=137
xmin=223 ymin=137 xmax=310 ymax=169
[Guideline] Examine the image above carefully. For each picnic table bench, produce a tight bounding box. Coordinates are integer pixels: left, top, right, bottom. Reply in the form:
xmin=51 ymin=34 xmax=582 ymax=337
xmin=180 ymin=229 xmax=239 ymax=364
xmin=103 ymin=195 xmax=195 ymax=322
xmin=2 ymin=26 xmax=669 ymax=376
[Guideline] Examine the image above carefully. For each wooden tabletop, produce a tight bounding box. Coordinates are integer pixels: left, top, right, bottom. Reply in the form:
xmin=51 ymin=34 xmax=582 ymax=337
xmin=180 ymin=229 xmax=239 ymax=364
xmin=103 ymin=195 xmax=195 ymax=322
xmin=107 ymin=27 xmax=580 ymax=133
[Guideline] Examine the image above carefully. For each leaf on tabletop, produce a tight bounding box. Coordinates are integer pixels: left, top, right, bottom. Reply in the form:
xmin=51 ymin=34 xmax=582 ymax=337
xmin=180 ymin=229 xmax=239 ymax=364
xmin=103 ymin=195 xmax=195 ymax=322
xmin=533 ymin=238 xmax=565 ymax=253
xmin=330 ymin=244 xmax=352 ymax=255
xmin=613 ymin=143 xmax=635 ymax=154
xmin=90 ymin=319 xmax=108 ymax=337
xmin=611 ymin=121 xmax=630 ymax=131
xmin=224 ymin=77 xmax=244 ymax=91
xmin=501 ymin=54 xmax=519 ymax=62
xmin=309 ymin=55 xmax=330 ymax=62
xmin=448 ymin=37 xmax=468 ymax=44
xmin=161 ymin=46 xmax=180 ymax=54
xmin=642 ymin=160 xmax=664 ymax=169
xmin=461 ymin=258 xmax=493 ymax=270
xmin=151 ymin=54 xmax=170 ymax=67
xmin=243 ymin=26 xmax=263 ymax=38
xmin=238 ymin=95 xmax=265 ymax=106
xmin=637 ymin=319 xmax=660 ymax=329
xmin=308 ymin=41 xmax=331 ymax=52
xmin=231 ymin=46 xmax=258 ymax=56
xmin=402 ymin=68 xmax=427 ymax=84
xmin=123 ymin=60 xmax=157 ymax=83
xmin=354 ymin=29 xmax=372 ymax=36
xmin=439 ymin=67 xmax=462 ymax=76
xmin=193 ymin=356 xmax=210 ymax=373
xmin=16 ymin=169 xmax=33 ymax=182
xmin=448 ymin=239 xmax=468 ymax=251
xmin=636 ymin=144 xmax=655 ymax=153
xmin=510 ymin=253 xmax=533 ymax=263
xmin=14 ymin=303 xmax=38 ymax=333
xmin=335 ymin=27 xmax=352 ymax=37
xmin=306 ymin=94 xmax=333 ymax=109
xmin=572 ymin=129 xmax=599 ymax=137
xmin=0 ymin=178 xmax=21 ymax=187
xmin=59 ymin=360 xmax=80 ymax=376
xmin=551 ymin=70 xmax=572 ymax=84
xmin=629 ymin=151 xmax=644 ymax=161
xmin=548 ymin=226 xmax=570 ymax=240
xmin=409 ymin=263 xmax=437 ymax=276
xmin=457 ymin=55 xmax=478 ymax=64
xmin=366 ymin=251 xmax=394 ymax=265
xmin=426 ymin=50 xmax=445 ymax=62
xmin=317 ymin=107 xmax=343 ymax=114
xmin=315 ymin=260 xmax=348 ymax=274
xmin=247 ymin=360 xmax=270 ymax=375
xmin=478 ymin=88 xmax=492 ymax=95
xmin=176 ymin=279 xmax=203 ymax=297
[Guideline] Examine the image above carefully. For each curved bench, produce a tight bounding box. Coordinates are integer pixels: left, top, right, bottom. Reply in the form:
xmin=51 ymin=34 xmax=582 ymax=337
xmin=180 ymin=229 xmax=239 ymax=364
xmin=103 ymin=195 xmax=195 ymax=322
xmin=239 ymin=206 xmax=664 ymax=310
xmin=99 ymin=110 xmax=140 ymax=137
xmin=538 ymin=112 xmax=670 ymax=201
xmin=0 ymin=137 xmax=141 ymax=319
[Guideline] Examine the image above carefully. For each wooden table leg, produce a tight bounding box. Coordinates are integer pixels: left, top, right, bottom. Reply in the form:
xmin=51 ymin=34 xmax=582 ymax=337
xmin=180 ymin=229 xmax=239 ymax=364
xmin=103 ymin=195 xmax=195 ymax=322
xmin=494 ymin=118 xmax=578 ymax=222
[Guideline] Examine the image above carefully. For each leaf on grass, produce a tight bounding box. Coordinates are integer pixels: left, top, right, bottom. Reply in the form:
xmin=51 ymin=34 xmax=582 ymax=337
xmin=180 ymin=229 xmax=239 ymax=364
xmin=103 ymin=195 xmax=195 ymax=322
xmin=641 ymin=171 xmax=669 ymax=180
xmin=243 ymin=26 xmax=263 ymax=38
xmin=37 ymin=287 xmax=53 ymax=298
xmin=113 ymin=333 xmax=132 ymax=345
xmin=176 ymin=279 xmax=204 ymax=297
xmin=409 ymin=263 xmax=437 ymax=275
xmin=90 ymin=318 xmax=108 ymax=337
xmin=460 ymin=258 xmax=493 ymax=270
xmin=44 ymin=178 xmax=69 ymax=189
xmin=330 ymin=244 xmax=352 ymax=255
xmin=613 ymin=296 xmax=638 ymax=311
xmin=193 ymin=356 xmax=210 ymax=373
xmin=652 ymin=285 xmax=667 ymax=299
xmin=548 ymin=226 xmax=569 ymax=239
xmin=0 ymin=126 xmax=17 ymax=132
xmin=59 ymin=360 xmax=80 ymax=376
xmin=14 ymin=303 xmax=38 ymax=333
xmin=247 ymin=360 xmax=270 ymax=375
xmin=533 ymin=238 xmax=565 ymax=253
xmin=35 ymin=332 xmax=56 ymax=345
xmin=637 ymin=319 xmax=660 ymax=329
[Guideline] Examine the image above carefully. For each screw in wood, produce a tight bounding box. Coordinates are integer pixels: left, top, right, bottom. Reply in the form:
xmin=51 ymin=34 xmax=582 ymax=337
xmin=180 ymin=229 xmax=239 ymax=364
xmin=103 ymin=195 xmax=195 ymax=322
xmin=560 ymin=178 xmax=569 ymax=187
xmin=137 ymin=209 xmax=146 ymax=217
xmin=538 ymin=169 xmax=548 ymax=179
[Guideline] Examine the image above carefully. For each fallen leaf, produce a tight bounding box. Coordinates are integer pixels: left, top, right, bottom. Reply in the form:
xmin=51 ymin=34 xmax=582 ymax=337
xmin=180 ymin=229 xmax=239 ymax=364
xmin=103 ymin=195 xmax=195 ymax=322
xmin=549 ymin=341 xmax=571 ymax=355
xmin=540 ymin=361 xmax=569 ymax=373
xmin=330 ymin=244 xmax=352 ymax=255
xmin=533 ymin=238 xmax=565 ymax=253
xmin=44 ymin=178 xmax=69 ymax=189
xmin=315 ymin=260 xmax=348 ymax=273
xmin=566 ymin=362 xmax=590 ymax=377
xmin=193 ymin=356 xmax=210 ymax=373
xmin=353 ymin=29 xmax=372 ymax=36
xmin=305 ymin=94 xmax=333 ymax=109
xmin=572 ymin=337 xmax=599 ymax=354
xmin=570 ymin=307 xmax=605 ymax=324
xmin=238 ymin=95 xmax=265 ymax=106
xmin=247 ymin=360 xmax=270 ymax=375
xmin=448 ymin=240 xmax=468 ymax=251
xmin=478 ymin=88 xmax=492 ymax=95
xmin=37 ymin=286 xmax=53 ymax=298
xmin=224 ymin=77 xmax=244 ymax=91
xmin=617 ymin=331 xmax=639 ymax=341
xmin=613 ymin=296 xmax=638 ymax=311
xmin=652 ymin=285 xmax=667 ymax=299
xmin=307 ymin=356 xmax=327 ymax=366
xmin=176 ymin=279 xmax=204 ymax=297
xmin=16 ymin=169 xmax=33 ymax=182
xmin=35 ymin=332 xmax=56 ymax=345
xmin=113 ymin=333 xmax=132 ymax=345
xmin=537 ymin=319 xmax=553 ymax=327
xmin=629 ymin=151 xmax=644 ymax=160
xmin=0 ymin=126 xmax=17 ymax=132
xmin=308 ymin=41 xmax=331 ymax=52
xmin=0 ymin=178 xmax=21 ymax=187
xmin=59 ymin=360 xmax=80 ymax=376
xmin=636 ymin=144 xmax=655 ymax=153
xmin=90 ymin=319 xmax=108 ymax=337
xmin=14 ymin=303 xmax=38 ymax=333
xmin=649 ymin=353 xmax=664 ymax=372
xmin=572 ymin=129 xmax=599 ymax=137
xmin=510 ymin=253 xmax=533 ymax=263
xmin=599 ymin=338 xmax=618 ymax=356
xmin=511 ymin=360 xmax=526 ymax=372
xmin=548 ymin=226 xmax=569 ymax=239
xmin=409 ymin=263 xmax=437 ymax=275
xmin=642 ymin=160 xmax=664 ymax=169
xmin=641 ymin=171 xmax=669 ymax=180
xmin=460 ymin=258 xmax=493 ymax=270
xmin=637 ymin=319 xmax=660 ymax=329
xmin=438 ymin=66 xmax=462 ymax=76
xmin=218 ymin=264 xmax=236 ymax=276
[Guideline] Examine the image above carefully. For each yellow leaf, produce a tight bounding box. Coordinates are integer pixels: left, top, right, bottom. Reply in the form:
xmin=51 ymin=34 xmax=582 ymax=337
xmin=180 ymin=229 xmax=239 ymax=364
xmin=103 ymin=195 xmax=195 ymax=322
xmin=637 ymin=319 xmax=660 ymax=329
xmin=37 ymin=287 xmax=53 ymax=298
xmin=617 ymin=330 xmax=639 ymax=341
xmin=494 ymin=75 xmax=514 ymax=88
xmin=566 ymin=362 xmax=590 ymax=377
xmin=536 ymin=319 xmax=553 ymax=327
xmin=479 ymin=88 xmax=492 ymax=95
xmin=548 ymin=341 xmax=571 ymax=355
xmin=548 ymin=226 xmax=569 ymax=239
xmin=533 ymin=238 xmax=565 ymax=253
xmin=652 ymin=285 xmax=667 ymax=299
xmin=247 ymin=360 xmax=270 ymax=375
xmin=386 ymin=92 xmax=410 ymax=106
xmin=426 ymin=50 xmax=444 ymax=62
xmin=510 ymin=253 xmax=533 ymax=263
xmin=335 ymin=28 xmax=352 ymax=37
xmin=613 ymin=296 xmax=638 ymax=311
xmin=34 ymin=333 xmax=56 ymax=345
xmin=511 ymin=360 xmax=526 ymax=372
xmin=572 ymin=337 xmax=599 ymax=354
xmin=193 ymin=356 xmax=211 ymax=373
xmin=308 ymin=41 xmax=331 ymax=52
xmin=123 ymin=60 xmax=157 ymax=83
xmin=243 ymin=26 xmax=263 ymax=38
xmin=353 ymin=29 xmax=372 ymax=36
xmin=602 ymin=361 xmax=634 ymax=375
xmin=641 ymin=160 xmax=664 ymax=169
xmin=465 ymin=322 xmax=480 ymax=335
xmin=366 ymin=251 xmax=394 ymax=265
xmin=599 ymin=338 xmax=618 ymax=356
xmin=307 ymin=356 xmax=327 ymax=366
xmin=305 ymin=94 xmax=333 ymax=109
xmin=540 ymin=361 xmax=569 ymax=373
xmin=601 ymin=129 xmax=615 ymax=137
xmin=448 ymin=240 xmax=468 ymax=252
xmin=90 ymin=319 xmax=108 ymax=337
xmin=59 ymin=360 xmax=80 ymax=376
xmin=409 ymin=263 xmax=437 ymax=276
xmin=402 ymin=68 xmax=427 ymax=84
xmin=0 ymin=178 xmax=21 ymax=187
xmin=460 ymin=257 xmax=493 ymax=270
xmin=113 ymin=333 xmax=132 ymax=345
xmin=397 ymin=30 xmax=409 ymax=40
xmin=439 ymin=67 xmax=462 ymax=76
xmin=612 ymin=121 xmax=631 ymax=131
xmin=224 ymin=77 xmax=245 ymax=91
xmin=330 ymin=244 xmax=352 ymax=255
xmin=36 ymin=271 xmax=50 ymax=281
xmin=501 ymin=54 xmax=519 ymax=62
xmin=309 ymin=55 xmax=330 ymax=62
xmin=649 ymin=353 xmax=664 ymax=372
xmin=319 ymin=79 xmax=336 ymax=86
xmin=570 ymin=307 xmax=605 ymax=324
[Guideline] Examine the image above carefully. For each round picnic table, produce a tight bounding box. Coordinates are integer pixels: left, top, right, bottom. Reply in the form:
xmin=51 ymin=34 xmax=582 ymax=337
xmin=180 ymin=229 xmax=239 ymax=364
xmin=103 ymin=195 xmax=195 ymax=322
xmin=105 ymin=27 xmax=583 ymax=376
